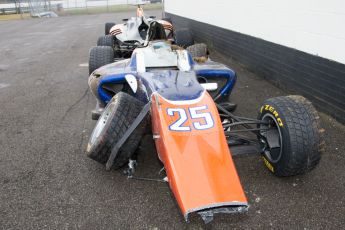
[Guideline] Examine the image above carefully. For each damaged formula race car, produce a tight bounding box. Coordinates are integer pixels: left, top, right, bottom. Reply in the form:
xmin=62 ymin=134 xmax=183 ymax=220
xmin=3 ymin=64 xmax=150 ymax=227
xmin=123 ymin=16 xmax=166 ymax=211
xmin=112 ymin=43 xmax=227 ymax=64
xmin=86 ymin=40 xmax=324 ymax=223
xmin=92 ymin=4 xmax=179 ymax=73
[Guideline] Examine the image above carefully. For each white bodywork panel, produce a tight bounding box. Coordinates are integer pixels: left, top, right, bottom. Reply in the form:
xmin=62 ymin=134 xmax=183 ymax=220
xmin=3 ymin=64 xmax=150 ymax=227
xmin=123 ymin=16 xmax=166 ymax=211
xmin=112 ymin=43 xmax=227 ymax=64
xmin=133 ymin=41 xmax=191 ymax=71
xmin=136 ymin=51 xmax=146 ymax=73
xmin=109 ymin=17 xmax=173 ymax=45
xmin=176 ymin=50 xmax=191 ymax=71
xmin=125 ymin=74 xmax=138 ymax=93
xmin=110 ymin=17 xmax=145 ymax=44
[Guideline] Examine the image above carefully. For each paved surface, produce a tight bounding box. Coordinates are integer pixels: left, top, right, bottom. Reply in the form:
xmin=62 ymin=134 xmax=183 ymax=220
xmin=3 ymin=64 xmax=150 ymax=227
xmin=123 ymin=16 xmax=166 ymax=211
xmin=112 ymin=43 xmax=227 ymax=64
xmin=0 ymin=11 xmax=344 ymax=229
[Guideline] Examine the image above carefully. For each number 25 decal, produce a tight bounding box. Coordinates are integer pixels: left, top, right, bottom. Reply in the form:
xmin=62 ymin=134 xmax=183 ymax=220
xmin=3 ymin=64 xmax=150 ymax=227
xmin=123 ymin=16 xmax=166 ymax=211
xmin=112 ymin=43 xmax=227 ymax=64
xmin=167 ymin=105 xmax=214 ymax=131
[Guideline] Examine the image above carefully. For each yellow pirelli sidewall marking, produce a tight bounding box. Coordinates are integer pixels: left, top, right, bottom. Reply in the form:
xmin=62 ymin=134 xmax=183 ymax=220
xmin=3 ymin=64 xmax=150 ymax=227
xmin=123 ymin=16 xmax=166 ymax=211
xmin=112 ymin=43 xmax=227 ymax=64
xmin=263 ymin=156 xmax=274 ymax=172
xmin=262 ymin=105 xmax=284 ymax=127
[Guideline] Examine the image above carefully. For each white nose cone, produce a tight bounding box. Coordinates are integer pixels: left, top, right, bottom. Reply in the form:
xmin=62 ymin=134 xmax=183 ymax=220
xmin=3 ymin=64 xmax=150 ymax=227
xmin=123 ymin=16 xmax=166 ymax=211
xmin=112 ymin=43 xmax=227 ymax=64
xmin=125 ymin=74 xmax=138 ymax=93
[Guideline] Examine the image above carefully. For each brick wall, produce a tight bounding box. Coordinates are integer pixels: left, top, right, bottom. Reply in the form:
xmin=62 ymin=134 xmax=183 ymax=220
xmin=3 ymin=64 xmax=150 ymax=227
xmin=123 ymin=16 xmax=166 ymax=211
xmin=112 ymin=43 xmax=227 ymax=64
xmin=166 ymin=13 xmax=345 ymax=123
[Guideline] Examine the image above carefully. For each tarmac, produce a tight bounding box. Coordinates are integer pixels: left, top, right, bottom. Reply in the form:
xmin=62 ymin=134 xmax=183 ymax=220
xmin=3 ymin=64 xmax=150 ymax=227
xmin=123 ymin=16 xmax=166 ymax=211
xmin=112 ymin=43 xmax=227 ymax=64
xmin=0 ymin=11 xmax=344 ymax=229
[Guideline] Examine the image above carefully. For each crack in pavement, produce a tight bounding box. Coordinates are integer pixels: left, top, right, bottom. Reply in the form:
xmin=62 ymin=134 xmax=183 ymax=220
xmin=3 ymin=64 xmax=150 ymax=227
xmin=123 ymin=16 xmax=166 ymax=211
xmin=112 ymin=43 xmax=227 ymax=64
xmin=61 ymin=88 xmax=89 ymax=122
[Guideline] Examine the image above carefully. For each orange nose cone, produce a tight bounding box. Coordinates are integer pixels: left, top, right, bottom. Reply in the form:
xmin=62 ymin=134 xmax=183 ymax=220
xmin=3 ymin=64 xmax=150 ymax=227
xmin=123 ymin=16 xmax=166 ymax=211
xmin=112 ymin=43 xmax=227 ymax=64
xmin=151 ymin=92 xmax=248 ymax=221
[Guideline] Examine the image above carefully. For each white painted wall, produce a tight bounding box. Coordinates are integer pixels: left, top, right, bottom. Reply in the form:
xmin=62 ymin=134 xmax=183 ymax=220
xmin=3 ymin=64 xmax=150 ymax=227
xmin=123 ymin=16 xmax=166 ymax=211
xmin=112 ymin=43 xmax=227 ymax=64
xmin=165 ymin=0 xmax=345 ymax=64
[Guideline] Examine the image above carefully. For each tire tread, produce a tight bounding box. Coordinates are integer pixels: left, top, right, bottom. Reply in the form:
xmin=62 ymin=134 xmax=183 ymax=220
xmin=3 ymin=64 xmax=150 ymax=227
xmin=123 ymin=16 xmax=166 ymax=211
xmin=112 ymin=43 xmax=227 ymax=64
xmin=86 ymin=92 xmax=147 ymax=169
xmin=89 ymin=46 xmax=114 ymax=74
xmin=97 ymin=35 xmax=114 ymax=47
xmin=260 ymin=95 xmax=323 ymax=176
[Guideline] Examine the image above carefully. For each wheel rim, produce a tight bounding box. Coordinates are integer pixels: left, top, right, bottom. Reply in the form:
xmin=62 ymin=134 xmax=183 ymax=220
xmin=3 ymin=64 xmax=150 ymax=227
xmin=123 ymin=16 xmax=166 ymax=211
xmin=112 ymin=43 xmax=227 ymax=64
xmin=259 ymin=113 xmax=283 ymax=163
xmin=89 ymin=102 xmax=115 ymax=147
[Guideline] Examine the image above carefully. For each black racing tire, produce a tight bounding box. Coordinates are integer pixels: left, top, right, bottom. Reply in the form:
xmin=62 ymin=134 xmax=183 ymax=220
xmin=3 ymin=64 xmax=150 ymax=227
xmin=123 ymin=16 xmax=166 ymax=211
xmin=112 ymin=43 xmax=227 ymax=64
xmin=89 ymin=46 xmax=114 ymax=74
xmin=97 ymin=35 xmax=114 ymax=47
xmin=86 ymin=92 xmax=147 ymax=169
xmin=105 ymin=22 xmax=115 ymax=35
xmin=174 ymin=28 xmax=194 ymax=48
xmin=187 ymin=43 xmax=208 ymax=58
xmin=258 ymin=95 xmax=324 ymax=177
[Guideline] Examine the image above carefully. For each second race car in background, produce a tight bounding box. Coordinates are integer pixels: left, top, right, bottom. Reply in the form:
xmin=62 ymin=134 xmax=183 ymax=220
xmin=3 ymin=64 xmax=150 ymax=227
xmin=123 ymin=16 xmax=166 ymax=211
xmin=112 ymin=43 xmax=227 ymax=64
xmin=90 ymin=3 xmax=179 ymax=71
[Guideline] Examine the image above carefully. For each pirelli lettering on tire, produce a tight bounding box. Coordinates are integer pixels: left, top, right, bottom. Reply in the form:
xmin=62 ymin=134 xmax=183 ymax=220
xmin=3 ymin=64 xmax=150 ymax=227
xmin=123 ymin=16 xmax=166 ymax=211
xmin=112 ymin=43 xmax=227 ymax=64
xmin=258 ymin=95 xmax=322 ymax=177
xmin=262 ymin=156 xmax=274 ymax=173
xmin=260 ymin=105 xmax=283 ymax=127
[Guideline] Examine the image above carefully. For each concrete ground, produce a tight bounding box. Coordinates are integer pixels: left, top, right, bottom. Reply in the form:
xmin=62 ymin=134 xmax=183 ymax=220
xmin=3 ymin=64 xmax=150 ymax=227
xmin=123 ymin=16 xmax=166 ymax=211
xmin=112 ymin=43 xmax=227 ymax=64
xmin=0 ymin=11 xmax=344 ymax=229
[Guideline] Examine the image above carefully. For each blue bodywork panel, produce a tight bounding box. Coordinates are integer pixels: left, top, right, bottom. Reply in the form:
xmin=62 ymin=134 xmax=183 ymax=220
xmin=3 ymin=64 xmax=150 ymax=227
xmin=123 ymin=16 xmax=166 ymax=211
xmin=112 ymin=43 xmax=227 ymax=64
xmin=195 ymin=69 xmax=237 ymax=99
xmin=98 ymin=73 xmax=127 ymax=103
xmin=140 ymin=70 xmax=204 ymax=101
xmin=92 ymin=51 xmax=237 ymax=105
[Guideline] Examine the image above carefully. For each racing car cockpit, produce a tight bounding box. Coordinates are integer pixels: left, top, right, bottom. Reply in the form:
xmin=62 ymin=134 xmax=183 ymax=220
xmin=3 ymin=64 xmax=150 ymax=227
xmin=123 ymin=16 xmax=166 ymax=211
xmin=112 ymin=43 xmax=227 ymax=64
xmin=89 ymin=40 xmax=237 ymax=120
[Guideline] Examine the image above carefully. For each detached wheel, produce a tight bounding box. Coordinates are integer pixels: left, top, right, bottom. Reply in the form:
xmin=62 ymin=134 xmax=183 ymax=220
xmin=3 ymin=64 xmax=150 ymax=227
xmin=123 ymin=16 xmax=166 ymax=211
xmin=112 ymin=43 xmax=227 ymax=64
xmin=97 ymin=35 xmax=114 ymax=47
xmin=174 ymin=28 xmax=194 ymax=48
xmin=89 ymin=46 xmax=114 ymax=74
xmin=258 ymin=95 xmax=324 ymax=177
xmin=187 ymin=43 xmax=208 ymax=58
xmin=86 ymin=92 xmax=147 ymax=169
xmin=105 ymin=22 xmax=115 ymax=35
